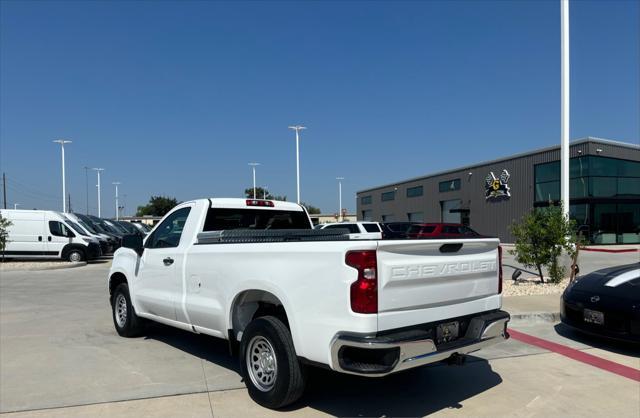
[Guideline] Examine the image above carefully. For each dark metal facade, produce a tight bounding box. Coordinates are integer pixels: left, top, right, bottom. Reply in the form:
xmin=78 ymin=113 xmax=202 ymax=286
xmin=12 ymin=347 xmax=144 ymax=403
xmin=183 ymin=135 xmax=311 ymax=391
xmin=356 ymin=138 xmax=640 ymax=242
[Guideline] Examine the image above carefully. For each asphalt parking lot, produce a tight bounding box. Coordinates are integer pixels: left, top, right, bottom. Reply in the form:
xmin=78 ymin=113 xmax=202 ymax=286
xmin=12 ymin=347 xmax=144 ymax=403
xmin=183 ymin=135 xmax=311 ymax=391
xmin=1 ymin=261 xmax=639 ymax=418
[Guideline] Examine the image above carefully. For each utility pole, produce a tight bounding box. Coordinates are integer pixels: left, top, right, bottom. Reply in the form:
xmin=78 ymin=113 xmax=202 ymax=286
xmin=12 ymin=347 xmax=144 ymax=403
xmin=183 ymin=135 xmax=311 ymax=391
xmin=263 ymin=186 xmax=268 ymax=200
xmin=113 ymin=182 xmax=121 ymax=220
xmin=2 ymin=173 xmax=6 ymax=209
xmin=92 ymin=168 xmax=104 ymax=217
xmin=53 ymin=139 xmax=72 ymax=212
xmin=336 ymin=177 xmax=344 ymax=222
xmin=288 ymin=125 xmax=306 ymax=204
xmin=560 ymin=0 xmax=570 ymax=218
xmin=248 ymin=163 xmax=260 ymax=199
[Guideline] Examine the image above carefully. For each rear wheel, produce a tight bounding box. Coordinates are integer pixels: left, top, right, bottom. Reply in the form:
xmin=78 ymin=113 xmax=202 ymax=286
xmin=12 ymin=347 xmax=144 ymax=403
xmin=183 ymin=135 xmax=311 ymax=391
xmin=111 ymin=283 xmax=144 ymax=337
xmin=239 ymin=316 xmax=306 ymax=409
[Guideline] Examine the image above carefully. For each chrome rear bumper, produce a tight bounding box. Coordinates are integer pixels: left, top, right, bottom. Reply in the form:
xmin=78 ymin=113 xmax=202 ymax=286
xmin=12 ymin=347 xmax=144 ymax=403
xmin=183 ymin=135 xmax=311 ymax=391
xmin=330 ymin=310 xmax=510 ymax=377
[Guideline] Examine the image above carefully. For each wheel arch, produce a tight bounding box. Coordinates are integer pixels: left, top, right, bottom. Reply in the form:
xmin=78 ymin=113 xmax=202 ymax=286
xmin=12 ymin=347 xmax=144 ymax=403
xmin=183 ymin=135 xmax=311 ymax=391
xmin=229 ymin=289 xmax=292 ymax=342
xmin=109 ymin=271 xmax=128 ymax=300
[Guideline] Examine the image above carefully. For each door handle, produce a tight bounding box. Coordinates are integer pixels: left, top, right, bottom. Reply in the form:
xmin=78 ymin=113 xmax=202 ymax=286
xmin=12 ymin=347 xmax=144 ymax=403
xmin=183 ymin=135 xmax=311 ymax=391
xmin=163 ymin=257 xmax=174 ymax=266
xmin=38 ymin=236 xmax=42 ymax=242
xmin=48 ymin=236 xmax=52 ymax=242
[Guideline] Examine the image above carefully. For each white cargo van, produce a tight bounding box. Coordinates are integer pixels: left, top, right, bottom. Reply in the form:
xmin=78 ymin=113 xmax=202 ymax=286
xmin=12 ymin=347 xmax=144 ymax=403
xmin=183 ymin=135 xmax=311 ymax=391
xmin=0 ymin=209 xmax=100 ymax=262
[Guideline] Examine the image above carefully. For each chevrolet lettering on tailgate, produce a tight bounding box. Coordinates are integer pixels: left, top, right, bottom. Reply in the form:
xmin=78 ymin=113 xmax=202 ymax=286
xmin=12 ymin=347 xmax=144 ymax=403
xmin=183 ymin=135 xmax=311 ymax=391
xmin=391 ymin=260 xmax=496 ymax=279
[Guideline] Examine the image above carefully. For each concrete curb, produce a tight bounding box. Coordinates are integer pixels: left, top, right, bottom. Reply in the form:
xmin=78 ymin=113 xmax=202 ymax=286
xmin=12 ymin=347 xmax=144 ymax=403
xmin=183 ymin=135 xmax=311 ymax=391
xmin=509 ymin=311 xmax=561 ymax=324
xmin=0 ymin=261 xmax=88 ymax=272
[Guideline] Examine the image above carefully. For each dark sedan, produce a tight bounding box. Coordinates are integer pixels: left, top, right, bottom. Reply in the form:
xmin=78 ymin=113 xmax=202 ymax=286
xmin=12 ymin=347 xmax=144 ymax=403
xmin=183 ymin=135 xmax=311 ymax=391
xmin=561 ymin=263 xmax=640 ymax=344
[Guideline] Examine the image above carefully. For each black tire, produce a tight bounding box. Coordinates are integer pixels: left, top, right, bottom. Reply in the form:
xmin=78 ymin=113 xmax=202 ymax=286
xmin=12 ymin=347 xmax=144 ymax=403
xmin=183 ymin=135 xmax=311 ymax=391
xmin=67 ymin=249 xmax=85 ymax=262
xmin=111 ymin=283 xmax=144 ymax=337
xmin=239 ymin=316 xmax=306 ymax=409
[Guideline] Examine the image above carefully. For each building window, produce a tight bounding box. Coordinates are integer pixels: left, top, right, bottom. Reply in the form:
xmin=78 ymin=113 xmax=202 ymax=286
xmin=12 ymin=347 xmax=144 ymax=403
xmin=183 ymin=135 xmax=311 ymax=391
xmin=361 ymin=210 xmax=372 ymax=221
xmin=439 ymin=179 xmax=461 ymax=192
xmin=381 ymin=214 xmax=393 ymax=222
xmin=407 ymin=212 xmax=424 ymax=222
xmin=406 ymin=186 xmax=423 ymax=198
xmin=381 ymin=191 xmax=395 ymax=201
xmin=534 ymin=156 xmax=640 ymax=202
xmin=360 ymin=195 xmax=372 ymax=205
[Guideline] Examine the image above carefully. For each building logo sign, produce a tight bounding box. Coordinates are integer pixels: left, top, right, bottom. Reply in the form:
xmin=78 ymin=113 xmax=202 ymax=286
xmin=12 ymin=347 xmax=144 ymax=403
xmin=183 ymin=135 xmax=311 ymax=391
xmin=485 ymin=169 xmax=511 ymax=200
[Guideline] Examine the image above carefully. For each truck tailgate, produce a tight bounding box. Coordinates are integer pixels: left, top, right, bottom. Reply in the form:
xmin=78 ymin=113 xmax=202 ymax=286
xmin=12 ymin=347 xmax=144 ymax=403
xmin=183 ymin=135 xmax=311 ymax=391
xmin=376 ymin=239 xmax=501 ymax=330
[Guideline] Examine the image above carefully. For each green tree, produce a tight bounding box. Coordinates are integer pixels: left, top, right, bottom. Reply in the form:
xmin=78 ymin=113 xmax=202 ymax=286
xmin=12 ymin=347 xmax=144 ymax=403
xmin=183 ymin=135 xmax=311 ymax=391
xmin=244 ymin=187 xmax=273 ymax=200
xmin=0 ymin=213 xmax=12 ymax=262
xmin=509 ymin=204 xmax=578 ymax=283
xmin=243 ymin=187 xmax=288 ymax=202
xmin=136 ymin=196 xmax=179 ymax=217
xmin=301 ymin=202 xmax=321 ymax=215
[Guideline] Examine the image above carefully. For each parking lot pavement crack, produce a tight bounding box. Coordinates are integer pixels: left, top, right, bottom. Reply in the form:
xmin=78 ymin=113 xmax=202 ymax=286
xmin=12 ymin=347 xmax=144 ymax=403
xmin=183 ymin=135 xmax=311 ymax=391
xmin=200 ymin=358 xmax=215 ymax=418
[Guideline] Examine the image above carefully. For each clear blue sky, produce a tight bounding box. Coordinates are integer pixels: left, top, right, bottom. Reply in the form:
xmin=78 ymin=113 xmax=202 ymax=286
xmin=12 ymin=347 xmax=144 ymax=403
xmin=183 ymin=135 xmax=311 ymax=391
xmin=1 ymin=0 xmax=638 ymax=216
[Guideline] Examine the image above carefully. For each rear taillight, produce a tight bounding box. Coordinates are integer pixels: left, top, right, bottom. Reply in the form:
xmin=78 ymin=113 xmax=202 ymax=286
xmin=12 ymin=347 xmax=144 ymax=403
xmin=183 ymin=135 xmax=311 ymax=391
xmin=498 ymin=245 xmax=503 ymax=294
xmin=346 ymin=250 xmax=378 ymax=314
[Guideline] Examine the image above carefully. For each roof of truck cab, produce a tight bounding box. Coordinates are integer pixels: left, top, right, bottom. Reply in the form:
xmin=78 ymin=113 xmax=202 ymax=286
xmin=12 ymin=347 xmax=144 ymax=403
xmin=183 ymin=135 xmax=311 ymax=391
xmin=206 ymin=198 xmax=305 ymax=211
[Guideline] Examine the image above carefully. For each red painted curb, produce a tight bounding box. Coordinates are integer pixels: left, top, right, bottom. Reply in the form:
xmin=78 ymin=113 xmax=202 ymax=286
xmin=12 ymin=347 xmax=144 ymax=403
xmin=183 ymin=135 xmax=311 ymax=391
xmin=581 ymin=247 xmax=639 ymax=253
xmin=508 ymin=328 xmax=640 ymax=382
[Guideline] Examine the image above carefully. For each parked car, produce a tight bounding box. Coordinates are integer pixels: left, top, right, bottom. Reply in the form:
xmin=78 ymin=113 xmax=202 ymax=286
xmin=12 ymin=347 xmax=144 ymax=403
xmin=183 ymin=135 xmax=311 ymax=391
xmin=74 ymin=213 xmax=120 ymax=251
xmin=407 ymin=223 xmax=482 ymax=239
xmin=115 ymin=220 xmax=144 ymax=236
xmin=561 ymin=263 xmax=640 ymax=343
xmin=316 ymin=221 xmax=383 ymax=239
xmin=109 ymin=198 xmax=508 ymax=409
xmin=130 ymin=222 xmax=151 ymax=235
xmin=64 ymin=213 xmax=111 ymax=254
xmin=381 ymin=222 xmax=420 ymax=239
xmin=0 ymin=209 xmax=101 ymax=261
xmin=87 ymin=215 xmax=125 ymax=247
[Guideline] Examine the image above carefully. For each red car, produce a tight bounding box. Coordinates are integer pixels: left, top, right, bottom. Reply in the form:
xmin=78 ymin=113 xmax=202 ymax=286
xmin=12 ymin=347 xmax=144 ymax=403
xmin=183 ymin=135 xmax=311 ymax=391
xmin=406 ymin=223 xmax=481 ymax=239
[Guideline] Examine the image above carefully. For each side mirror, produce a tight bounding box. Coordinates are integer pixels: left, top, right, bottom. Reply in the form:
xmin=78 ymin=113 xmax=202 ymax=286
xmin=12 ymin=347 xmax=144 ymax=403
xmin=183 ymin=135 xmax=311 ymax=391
xmin=122 ymin=234 xmax=144 ymax=256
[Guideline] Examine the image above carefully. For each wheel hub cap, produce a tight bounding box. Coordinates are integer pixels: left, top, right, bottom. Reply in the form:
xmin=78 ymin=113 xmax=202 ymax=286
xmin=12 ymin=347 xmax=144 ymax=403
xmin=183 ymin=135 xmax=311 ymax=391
xmin=246 ymin=336 xmax=278 ymax=392
xmin=115 ymin=294 xmax=127 ymax=328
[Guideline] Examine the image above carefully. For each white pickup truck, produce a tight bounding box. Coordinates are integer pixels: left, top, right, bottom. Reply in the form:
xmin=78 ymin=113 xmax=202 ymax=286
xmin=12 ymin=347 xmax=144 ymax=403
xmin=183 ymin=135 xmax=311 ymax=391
xmin=109 ymin=198 xmax=509 ymax=409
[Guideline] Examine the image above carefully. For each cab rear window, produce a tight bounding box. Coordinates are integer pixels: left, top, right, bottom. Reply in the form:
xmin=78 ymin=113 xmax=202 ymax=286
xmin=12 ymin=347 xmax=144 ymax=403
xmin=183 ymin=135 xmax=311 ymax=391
xmin=203 ymin=208 xmax=311 ymax=231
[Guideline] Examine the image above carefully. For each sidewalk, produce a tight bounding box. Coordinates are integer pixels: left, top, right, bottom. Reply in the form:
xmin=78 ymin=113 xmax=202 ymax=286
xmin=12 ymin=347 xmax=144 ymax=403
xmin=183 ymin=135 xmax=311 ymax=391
xmin=503 ymin=294 xmax=561 ymax=323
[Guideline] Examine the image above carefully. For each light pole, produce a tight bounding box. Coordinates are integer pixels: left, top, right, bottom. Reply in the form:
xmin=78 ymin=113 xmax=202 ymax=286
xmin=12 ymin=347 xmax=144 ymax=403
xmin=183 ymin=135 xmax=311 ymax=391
xmin=560 ymin=0 xmax=570 ymax=218
xmin=113 ymin=182 xmax=121 ymax=220
xmin=13 ymin=203 xmax=20 ymax=210
xmin=288 ymin=125 xmax=306 ymax=204
xmin=248 ymin=163 xmax=260 ymax=199
xmin=53 ymin=140 xmax=72 ymax=212
xmin=84 ymin=167 xmax=90 ymax=215
xmin=263 ymin=186 xmax=268 ymax=200
xmin=92 ymin=168 xmax=104 ymax=217
xmin=336 ymin=177 xmax=344 ymax=221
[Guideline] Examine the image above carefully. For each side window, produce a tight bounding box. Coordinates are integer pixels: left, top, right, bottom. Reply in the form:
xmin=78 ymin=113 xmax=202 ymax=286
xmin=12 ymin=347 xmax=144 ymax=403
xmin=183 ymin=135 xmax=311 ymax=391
xmin=146 ymin=207 xmax=191 ymax=249
xmin=363 ymin=223 xmax=381 ymax=233
xmin=49 ymin=221 xmax=75 ymax=238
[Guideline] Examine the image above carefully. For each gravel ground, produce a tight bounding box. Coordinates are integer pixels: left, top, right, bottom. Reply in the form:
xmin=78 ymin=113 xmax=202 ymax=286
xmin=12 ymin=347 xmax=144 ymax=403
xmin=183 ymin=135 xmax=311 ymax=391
xmin=0 ymin=261 xmax=84 ymax=271
xmin=503 ymin=274 xmax=570 ymax=297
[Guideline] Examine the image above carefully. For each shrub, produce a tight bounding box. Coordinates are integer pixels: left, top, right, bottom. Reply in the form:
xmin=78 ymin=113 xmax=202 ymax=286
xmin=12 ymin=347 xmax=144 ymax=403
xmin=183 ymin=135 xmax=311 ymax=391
xmin=509 ymin=204 xmax=578 ymax=284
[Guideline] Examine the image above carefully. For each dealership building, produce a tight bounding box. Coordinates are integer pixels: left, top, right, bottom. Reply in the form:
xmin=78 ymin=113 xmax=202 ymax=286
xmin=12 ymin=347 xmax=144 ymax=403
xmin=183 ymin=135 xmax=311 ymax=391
xmin=356 ymin=137 xmax=640 ymax=244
